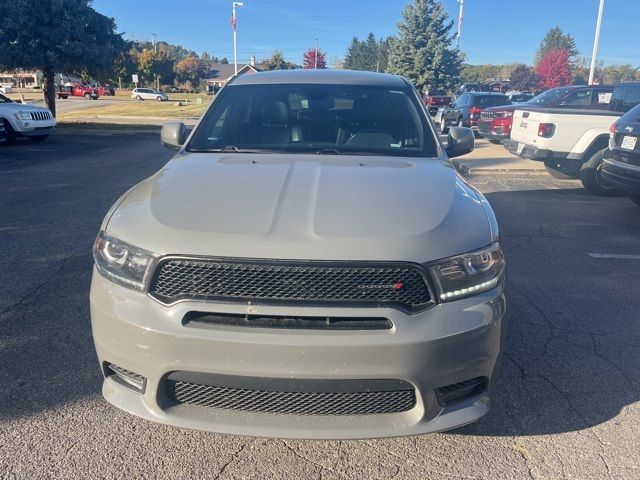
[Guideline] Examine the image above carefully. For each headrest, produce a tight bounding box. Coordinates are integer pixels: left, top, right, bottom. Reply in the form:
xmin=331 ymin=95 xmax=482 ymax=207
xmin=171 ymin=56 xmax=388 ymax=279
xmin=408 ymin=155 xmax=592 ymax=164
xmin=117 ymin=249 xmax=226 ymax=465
xmin=261 ymin=100 xmax=289 ymax=124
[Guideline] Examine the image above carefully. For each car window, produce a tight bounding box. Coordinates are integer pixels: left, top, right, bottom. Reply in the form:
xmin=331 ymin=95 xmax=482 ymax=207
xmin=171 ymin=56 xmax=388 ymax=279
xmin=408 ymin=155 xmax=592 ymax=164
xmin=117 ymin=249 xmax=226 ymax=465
xmin=510 ymin=94 xmax=533 ymax=103
xmin=595 ymin=90 xmax=612 ymax=105
xmin=609 ymin=86 xmax=640 ymax=113
xmin=527 ymin=87 xmax=573 ymax=106
xmin=188 ymin=83 xmax=438 ymax=158
xmin=473 ymin=95 xmax=510 ymax=108
xmin=558 ymin=89 xmax=593 ymax=107
xmin=0 ymin=93 xmax=13 ymax=103
xmin=619 ymin=102 xmax=640 ymax=123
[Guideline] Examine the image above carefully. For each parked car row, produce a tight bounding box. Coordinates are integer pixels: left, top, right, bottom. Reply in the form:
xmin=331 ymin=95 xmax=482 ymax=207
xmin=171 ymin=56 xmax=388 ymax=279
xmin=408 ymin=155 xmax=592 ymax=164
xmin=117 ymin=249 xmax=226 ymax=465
xmin=0 ymin=92 xmax=56 ymax=145
xmin=504 ymin=82 xmax=640 ymax=205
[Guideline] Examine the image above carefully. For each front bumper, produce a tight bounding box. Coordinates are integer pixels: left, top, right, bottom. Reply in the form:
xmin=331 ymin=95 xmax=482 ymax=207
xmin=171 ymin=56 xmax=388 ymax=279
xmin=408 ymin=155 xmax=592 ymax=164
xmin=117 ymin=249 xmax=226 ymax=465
xmin=13 ymin=118 xmax=56 ymax=135
xmin=90 ymin=270 xmax=506 ymax=439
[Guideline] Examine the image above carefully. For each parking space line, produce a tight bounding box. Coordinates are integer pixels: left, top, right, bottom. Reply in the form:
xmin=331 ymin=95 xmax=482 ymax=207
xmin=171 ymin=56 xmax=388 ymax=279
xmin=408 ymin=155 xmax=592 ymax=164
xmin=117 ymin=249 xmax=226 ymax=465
xmin=588 ymin=253 xmax=640 ymax=259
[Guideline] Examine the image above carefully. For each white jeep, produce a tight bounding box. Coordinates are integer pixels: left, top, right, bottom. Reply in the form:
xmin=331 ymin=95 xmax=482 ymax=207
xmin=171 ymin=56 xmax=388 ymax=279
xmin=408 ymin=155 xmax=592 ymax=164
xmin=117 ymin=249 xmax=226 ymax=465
xmin=0 ymin=92 xmax=56 ymax=144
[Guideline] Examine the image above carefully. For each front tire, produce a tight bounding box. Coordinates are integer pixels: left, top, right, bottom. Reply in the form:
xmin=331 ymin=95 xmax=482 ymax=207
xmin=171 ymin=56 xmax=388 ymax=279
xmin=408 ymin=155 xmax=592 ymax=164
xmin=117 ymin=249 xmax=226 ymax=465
xmin=84 ymin=93 xmax=91 ymax=100
xmin=579 ymin=149 xmax=619 ymax=196
xmin=2 ymin=118 xmax=17 ymax=145
xmin=137 ymin=95 xmax=143 ymax=101
xmin=156 ymin=96 xmax=163 ymax=101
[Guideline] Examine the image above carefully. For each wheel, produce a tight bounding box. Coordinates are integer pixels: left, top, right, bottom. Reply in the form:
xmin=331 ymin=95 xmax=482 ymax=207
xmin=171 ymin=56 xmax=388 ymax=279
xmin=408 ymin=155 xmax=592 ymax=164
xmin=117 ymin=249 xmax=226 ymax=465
xmin=489 ymin=139 xmax=502 ymax=145
xmin=1 ymin=118 xmax=17 ymax=145
xmin=579 ymin=148 xmax=619 ymax=196
xmin=84 ymin=93 xmax=91 ymax=99
xmin=156 ymin=96 xmax=163 ymax=101
xmin=137 ymin=95 xmax=143 ymax=101
xmin=440 ymin=120 xmax=449 ymax=134
xmin=631 ymin=197 xmax=640 ymax=207
xmin=28 ymin=135 xmax=48 ymax=142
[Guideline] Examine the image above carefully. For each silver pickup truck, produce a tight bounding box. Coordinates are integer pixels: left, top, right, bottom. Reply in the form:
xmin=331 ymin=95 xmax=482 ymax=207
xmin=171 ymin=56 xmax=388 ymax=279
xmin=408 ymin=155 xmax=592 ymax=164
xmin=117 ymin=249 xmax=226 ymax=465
xmin=504 ymin=82 xmax=640 ymax=195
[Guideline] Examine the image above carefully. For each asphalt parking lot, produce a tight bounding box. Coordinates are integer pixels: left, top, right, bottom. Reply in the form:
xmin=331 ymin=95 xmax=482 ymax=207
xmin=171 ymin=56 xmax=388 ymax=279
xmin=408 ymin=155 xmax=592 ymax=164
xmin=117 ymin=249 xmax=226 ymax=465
xmin=1 ymin=132 xmax=639 ymax=479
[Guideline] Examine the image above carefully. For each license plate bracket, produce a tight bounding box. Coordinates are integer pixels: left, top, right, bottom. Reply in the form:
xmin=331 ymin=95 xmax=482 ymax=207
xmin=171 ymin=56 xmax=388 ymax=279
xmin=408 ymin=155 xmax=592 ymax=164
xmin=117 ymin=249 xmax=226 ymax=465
xmin=621 ymin=135 xmax=637 ymax=151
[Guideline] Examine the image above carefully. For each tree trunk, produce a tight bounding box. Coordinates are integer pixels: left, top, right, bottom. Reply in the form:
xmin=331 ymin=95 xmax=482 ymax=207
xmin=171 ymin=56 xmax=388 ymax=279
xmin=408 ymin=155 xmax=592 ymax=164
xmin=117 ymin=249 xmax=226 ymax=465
xmin=42 ymin=67 xmax=56 ymax=117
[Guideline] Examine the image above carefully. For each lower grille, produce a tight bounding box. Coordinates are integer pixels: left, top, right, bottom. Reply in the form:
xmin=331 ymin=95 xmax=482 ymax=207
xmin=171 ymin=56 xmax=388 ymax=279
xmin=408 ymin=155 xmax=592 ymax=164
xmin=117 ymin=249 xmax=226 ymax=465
xmin=165 ymin=373 xmax=416 ymax=415
xmin=149 ymin=257 xmax=433 ymax=312
xmin=435 ymin=377 xmax=487 ymax=406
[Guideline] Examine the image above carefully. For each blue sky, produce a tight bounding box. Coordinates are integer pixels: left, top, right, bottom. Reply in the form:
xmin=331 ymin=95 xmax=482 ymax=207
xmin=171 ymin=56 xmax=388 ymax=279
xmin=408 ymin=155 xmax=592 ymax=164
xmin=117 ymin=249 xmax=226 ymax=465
xmin=93 ymin=0 xmax=638 ymax=67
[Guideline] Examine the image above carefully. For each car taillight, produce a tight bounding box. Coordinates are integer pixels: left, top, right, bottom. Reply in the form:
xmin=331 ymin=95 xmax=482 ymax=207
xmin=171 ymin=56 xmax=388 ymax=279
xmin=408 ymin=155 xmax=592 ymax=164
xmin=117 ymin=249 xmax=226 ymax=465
xmin=609 ymin=122 xmax=617 ymax=149
xmin=469 ymin=107 xmax=482 ymax=114
xmin=538 ymin=123 xmax=555 ymax=138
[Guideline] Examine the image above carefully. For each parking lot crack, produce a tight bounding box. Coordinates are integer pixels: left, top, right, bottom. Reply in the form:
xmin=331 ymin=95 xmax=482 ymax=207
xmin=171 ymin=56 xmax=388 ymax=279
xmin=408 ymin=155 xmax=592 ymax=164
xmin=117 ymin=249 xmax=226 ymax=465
xmin=279 ymin=440 xmax=347 ymax=479
xmin=212 ymin=439 xmax=254 ymax=480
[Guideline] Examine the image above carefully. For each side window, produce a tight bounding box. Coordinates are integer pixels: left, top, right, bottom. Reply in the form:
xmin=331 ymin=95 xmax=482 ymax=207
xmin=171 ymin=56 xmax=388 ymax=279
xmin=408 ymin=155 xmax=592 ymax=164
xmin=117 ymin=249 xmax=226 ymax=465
xmin=456 ymin=94 xmax=468 ymax=107
xmin=559 ymin=89 xmax=593 ymax=107
xmin=594 ymin=90 xmax=612 ymax=105
xmin=621 ymin=88 xmax=640 ymax=112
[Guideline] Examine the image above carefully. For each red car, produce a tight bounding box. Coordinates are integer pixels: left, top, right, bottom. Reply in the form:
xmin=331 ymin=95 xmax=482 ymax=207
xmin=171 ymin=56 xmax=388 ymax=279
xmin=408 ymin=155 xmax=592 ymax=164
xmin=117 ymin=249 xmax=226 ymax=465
xmin=423 ymin=89 xmax=452 ymax=116
xmin=478 ymin=85 xmax=614 ymax=144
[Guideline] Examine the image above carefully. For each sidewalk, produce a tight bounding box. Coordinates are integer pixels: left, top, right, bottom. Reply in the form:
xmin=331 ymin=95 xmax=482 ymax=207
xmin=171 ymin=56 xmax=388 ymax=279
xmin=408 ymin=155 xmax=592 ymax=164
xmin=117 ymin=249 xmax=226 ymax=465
xmin=452 ymin=138 xmax=545 ymax=174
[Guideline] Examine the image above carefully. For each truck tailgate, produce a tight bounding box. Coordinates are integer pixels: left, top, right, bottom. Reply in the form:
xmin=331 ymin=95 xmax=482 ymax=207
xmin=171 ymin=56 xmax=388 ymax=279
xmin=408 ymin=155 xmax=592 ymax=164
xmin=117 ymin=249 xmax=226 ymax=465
xmin=509 ymin=108 xmax=620 ymax=159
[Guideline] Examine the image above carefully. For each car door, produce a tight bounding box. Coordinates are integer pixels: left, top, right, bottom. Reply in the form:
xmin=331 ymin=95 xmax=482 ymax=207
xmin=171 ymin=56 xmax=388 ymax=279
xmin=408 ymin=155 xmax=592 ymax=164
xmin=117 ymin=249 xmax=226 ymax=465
xmin=445 ymin=95 xmax=466 ymax=123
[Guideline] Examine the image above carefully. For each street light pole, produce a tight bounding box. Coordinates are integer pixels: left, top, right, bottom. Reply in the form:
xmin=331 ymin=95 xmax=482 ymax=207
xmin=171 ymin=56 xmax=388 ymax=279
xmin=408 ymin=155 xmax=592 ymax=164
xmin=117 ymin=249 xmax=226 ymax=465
xmin=315 ymin=38 xmax=318 ymax=69
xmin=456 ymin=0 xmax=464 ymax=48
xmin=588 ymin=0 xmax=605 ymax=85
xmin=232 ymin=2 xmax=244 ymax=75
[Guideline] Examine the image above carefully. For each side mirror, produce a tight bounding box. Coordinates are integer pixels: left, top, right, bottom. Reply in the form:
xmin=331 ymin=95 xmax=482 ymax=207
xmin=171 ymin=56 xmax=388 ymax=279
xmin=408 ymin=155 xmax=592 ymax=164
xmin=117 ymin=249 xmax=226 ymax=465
xmin=445 ymin=126 xmax=475 ymax=158
xmin=161 ymin=121 xmax=187 ymax=150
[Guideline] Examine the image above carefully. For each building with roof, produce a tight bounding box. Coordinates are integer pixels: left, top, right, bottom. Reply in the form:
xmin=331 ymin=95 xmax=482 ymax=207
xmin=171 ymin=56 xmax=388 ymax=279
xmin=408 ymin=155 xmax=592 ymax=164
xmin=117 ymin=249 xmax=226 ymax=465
xmin=205 ymin=60 xmax=264 ymax=90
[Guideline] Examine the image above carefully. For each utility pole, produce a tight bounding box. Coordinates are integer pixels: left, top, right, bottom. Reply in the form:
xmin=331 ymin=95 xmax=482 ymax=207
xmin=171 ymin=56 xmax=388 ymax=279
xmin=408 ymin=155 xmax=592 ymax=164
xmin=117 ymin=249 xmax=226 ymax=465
xmin=232 ymin=2 xmax=244 ymax=75
xmin=589 ymin=0 xmax=605 ymax=85
xmin=456 ymin=0 xmax=464 ymax=48
xmin=315 ymin=38 xmax=319 ymax=69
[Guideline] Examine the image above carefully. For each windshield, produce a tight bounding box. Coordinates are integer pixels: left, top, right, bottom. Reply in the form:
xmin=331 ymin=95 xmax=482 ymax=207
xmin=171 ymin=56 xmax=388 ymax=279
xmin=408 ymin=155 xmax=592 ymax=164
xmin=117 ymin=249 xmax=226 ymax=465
xmin=188 ymin=83 xmax=438 ymax=157
xmin=0 ymin=93 xmax=13 ymax=103
xmin=527 ymin=87 xmax=573 ymax=106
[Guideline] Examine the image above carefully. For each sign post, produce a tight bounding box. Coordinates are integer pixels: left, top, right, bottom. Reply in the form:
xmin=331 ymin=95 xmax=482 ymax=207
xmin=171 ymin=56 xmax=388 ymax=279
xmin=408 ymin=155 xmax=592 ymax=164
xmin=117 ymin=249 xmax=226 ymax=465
xmin=132 ymin=74 xmax=139 ymax=89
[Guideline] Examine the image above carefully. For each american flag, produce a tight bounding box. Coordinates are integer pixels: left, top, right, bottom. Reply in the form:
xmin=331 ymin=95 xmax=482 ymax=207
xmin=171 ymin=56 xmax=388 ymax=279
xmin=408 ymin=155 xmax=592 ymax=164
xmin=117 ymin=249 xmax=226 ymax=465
xmin=231 ymin=14 xmax=236 ymax=31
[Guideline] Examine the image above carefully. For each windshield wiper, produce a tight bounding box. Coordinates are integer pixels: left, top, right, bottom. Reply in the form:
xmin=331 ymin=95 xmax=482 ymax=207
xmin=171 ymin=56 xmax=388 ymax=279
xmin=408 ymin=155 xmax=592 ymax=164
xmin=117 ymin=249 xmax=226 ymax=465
xmin=203 ymin=145 xmax=274 ymax=153
xmin=316 ymin=148 xmax=341 ymax=154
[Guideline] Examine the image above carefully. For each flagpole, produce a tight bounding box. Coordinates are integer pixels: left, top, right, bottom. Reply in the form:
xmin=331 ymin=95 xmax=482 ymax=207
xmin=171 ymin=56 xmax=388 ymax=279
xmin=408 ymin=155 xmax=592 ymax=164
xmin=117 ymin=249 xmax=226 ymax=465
xmin=232 ymin=2 xmax=244 ymax=75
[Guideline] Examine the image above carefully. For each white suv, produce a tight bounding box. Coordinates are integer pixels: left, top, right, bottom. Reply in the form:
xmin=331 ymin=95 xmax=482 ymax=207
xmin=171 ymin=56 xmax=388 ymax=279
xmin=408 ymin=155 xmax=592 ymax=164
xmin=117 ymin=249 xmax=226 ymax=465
xmin=0 ymin=93 xmax=55 ymax=144
xmin=131 ymin=88 xmax=168 ymax=101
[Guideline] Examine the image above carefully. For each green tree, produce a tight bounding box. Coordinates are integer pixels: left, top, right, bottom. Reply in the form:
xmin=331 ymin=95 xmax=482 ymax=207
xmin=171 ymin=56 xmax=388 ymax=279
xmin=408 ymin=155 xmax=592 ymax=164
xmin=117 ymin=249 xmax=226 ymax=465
xmin=536 ymin=27 xmax=579 ymax=64
xmin=175 ymin=56 xmax=209 ymax=86
xmin=0 ymin=0 xmax=125 ymax=116
xmin=387 ymin=0 xmax=462 ymax=91
xmin=220 ymin=57 xmax=229 ymax=64
xmin=260 ymin=50 xmax=297 ymax=70
xmin=459 ymin=64 xmax=499 ymax=85
xmin=509 ymin=64 xmax=539 ymax=92
xmin=344 ymin=34 xmax=394 ymax=72
xmin=137 ymin=49 xmax=173 ymax=86
xmin=344 ymin=37 xmax=364 ymax=70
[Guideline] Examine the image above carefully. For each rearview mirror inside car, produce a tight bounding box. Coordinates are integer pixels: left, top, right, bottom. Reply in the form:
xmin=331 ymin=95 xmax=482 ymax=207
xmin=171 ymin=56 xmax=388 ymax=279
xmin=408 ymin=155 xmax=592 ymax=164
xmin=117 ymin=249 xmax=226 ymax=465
xmin=161 ymin=121 xmax=187 ymax=150
xmin=445 ymin=126 xmax=475 ymax=158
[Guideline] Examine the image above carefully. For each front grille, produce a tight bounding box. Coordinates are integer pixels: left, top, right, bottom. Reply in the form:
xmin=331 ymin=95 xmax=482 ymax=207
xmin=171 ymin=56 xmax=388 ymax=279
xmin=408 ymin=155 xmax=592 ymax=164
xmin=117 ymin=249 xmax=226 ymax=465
xmin=29 ymin=111 xmax=51 ymax=121
xmin=183 ymin=311 xmax=393 ymax=330
xmin=165 ymin=373 xmax=416 ymax=415
xmin=149 ymin=257 xmax=433 ymax=311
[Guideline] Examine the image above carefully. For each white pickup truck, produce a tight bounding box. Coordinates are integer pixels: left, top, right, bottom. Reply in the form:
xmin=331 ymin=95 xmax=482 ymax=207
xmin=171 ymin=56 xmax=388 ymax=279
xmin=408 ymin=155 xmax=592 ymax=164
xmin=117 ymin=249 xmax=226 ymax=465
xmin=504 ymin=82 xmax=640 ymax=194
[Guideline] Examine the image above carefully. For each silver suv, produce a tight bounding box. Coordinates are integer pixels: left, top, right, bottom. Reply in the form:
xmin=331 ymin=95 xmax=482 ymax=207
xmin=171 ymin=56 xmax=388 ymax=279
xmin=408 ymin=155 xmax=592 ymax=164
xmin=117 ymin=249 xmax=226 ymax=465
xmin=91 ymin=70 xmax=506 ymax=439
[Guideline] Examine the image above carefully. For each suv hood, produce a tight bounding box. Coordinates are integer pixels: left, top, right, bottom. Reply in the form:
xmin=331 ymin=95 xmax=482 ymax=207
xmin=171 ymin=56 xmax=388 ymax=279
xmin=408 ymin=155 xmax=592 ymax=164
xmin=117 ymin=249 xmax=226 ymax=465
xmin=105 ymin=153 xmax=493 ymax=263
xmin=0 ymin=102 xmax=50 ymax=113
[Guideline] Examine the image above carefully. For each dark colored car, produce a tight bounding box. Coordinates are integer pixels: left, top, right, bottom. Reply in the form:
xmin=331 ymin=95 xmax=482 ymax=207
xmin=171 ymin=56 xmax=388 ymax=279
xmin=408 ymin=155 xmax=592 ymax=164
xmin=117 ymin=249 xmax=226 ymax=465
xmin=441 ymin=92 xmax=511 ymax=133
xmin=601 ymin=103 xmax=640 ymax=207
xmin=456 ymin=83 xmax=490 ymax=95
xmin=478 ymin=85 xmax=614 ymax=144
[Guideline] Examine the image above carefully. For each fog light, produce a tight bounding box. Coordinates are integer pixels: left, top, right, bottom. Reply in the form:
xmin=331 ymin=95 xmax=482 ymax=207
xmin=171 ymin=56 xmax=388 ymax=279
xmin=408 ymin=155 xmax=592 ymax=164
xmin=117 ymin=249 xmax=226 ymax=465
xmin=435 ymin=377 xmax=487 ymax=406
xmin=104 ymin=363 xmax=146 ymax=393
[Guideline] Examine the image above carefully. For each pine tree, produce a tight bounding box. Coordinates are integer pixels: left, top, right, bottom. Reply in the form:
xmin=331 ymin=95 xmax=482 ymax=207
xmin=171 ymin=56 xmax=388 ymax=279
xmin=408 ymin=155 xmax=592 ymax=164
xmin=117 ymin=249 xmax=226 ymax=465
xmin=387 ymin=0 xmax=461 ymax=91
xmin=344 ymin=37 xmax=364 ymax=70
xmin=536 ymin=27 xmax=579 ymax=63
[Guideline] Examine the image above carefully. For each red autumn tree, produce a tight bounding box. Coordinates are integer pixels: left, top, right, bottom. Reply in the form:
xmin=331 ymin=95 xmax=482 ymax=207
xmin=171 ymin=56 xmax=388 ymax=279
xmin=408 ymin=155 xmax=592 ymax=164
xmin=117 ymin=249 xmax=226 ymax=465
xmin=536 ymin=49 xmax=572 ymax=89
xmin=303 ymin=48 xmax=327 ymax=69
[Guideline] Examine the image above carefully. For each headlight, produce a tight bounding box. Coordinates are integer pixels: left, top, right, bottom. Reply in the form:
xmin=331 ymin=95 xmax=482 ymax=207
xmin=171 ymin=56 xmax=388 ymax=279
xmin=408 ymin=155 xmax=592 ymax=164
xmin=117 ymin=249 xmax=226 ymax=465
xmin=14 ymin=111 xmax=31 ymax=120
xmin=93 ymin=231 xmax=158 ymax=290
xmin=427 ymin=243 xmax=505 ymax=302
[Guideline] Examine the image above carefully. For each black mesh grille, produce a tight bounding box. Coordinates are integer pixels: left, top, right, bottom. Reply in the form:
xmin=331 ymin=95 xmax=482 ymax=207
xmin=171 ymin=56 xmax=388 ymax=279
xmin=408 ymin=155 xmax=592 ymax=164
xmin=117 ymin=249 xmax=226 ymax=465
xmin=149 ymin=258 xmax=432 ymax=311
xmin=166 ymin=375 xmax=416 ymax=415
